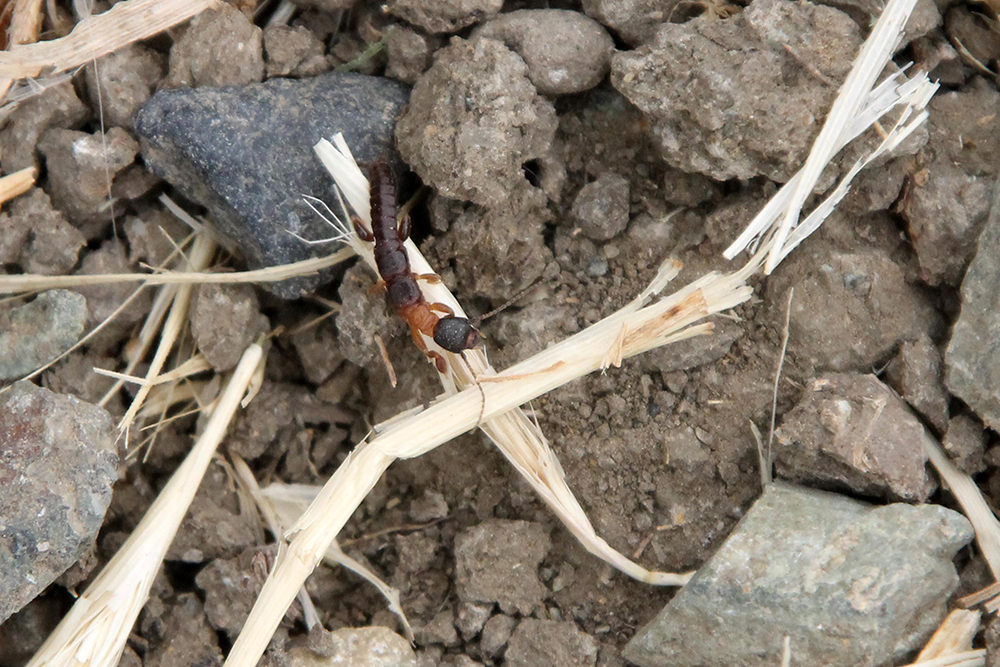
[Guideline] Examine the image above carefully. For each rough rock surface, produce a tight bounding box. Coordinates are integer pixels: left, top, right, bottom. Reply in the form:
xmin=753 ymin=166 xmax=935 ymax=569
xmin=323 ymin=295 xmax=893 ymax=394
xmin=293 ymin=627 xmax=416 ymax=666
xmin=480 ymin=614 xmax=517 ymax=658
xmin=624 ymin=484 xmax=973 ymax=667
xmin=899 ymin=81 xmax=1000 ymax=286
xmin=581 ymin=0 xmax=680 ymax=46
xmin=191 ymin=283 xmax=269 ymax=371
xmin=71 ymin=240 xmax=154 ymax=354
xmin=37 ymin=127 xmax=139 ymax=229
xmin=397 ymin=38 xmax=556 ymax=210
xmin=475 ymin=10 xmax=614 ymax=95
xmin=946 ymin=183 xmax=1000 ymax=431
xmin=164 ymin=5 xmax=264 ymax=88
xmin=263 ymin=24 xmax=329 ymax=78
xmin=5 ymin=188 xmax=85 ymax=274
xmin=196 ymin=547 xmax=266 ymax=637
xmin=885 ymin=336 xmax=950 ymax=432
xmin=766 ymin=240 xmax=942 ymax=373
xmin=611 ymin=0 xmax=861 ymax=181
xmin=387 ymin=0 xmax=503 ymax=33
xmin=135 ymin=72 xmax=408 ymax=298
xmin=942 ymin=414 xmax=987 ymax=475
xmin=454 ymin=519 xmax=550 ymax=615
xmin=571 ymin=172 xmax=630 ymax=241
xmin=0 ymin=381 xmax=116 ymax=623
xmin=0 ymin=81 xmax=89 ymax=173
xmin=505 ymin=620 xmax=599 ymax=667
xmin=774 ymin=374 xmax=937 ymax=502
xmin=386 ymin=28 xmax=437 ymax=84
xmin=0 ymin=291 xmax=87 ymax=380
xmin=143 ymin=594 xmax=224 ymax=667
xmin=84 ymin=44 xmax=166 ymax=130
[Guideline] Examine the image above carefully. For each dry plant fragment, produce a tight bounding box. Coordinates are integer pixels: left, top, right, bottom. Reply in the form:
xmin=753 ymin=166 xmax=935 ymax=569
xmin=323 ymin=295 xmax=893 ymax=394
xmin=0 ymin=0 xmax=219 ymax=86
xmin=25 ymin=344 xmax=263 ymax=667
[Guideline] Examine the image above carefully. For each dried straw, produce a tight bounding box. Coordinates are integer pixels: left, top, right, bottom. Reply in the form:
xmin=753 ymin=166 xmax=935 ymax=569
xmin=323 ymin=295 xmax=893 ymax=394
xmin=25 ymin=344 xmax=263 ymax=667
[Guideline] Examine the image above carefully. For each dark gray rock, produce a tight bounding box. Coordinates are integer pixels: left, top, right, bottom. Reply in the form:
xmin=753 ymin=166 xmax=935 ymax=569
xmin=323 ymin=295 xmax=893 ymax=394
xmin=774 ymin=374 xmax=936 ymax=502
xmin=475 ymin=10 xmax=615 ymax=96
xmin=454 ymin=519 xmax=550 ymax=615
xmin=625 ymin=484 xmax=973 ymax=667
xmin=0 ymin=381 xmax=116 ymax=623
xmin=946 ymin=176 xmax=1000 ymax=431
xmin=506 ymin=620 xmax=599 ymax=667
xmin=0 ymin=290 xmax=88 ymax=380
xmin=134 ymin=73 xmax=409 ymax=298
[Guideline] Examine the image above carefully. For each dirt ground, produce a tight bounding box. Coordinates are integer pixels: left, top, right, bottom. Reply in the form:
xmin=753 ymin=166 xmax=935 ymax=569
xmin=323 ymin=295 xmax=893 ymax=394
xmin=0 ymin=0 xmax=998 ymax=665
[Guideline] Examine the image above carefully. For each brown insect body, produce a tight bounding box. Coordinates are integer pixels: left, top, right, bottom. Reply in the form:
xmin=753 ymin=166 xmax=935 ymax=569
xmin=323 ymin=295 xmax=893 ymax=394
xmin=364 ymin=160 xmax=481 ymax=372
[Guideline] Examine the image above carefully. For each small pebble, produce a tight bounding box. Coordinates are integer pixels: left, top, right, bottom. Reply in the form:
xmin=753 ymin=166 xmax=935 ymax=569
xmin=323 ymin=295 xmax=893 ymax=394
xmin=571 ymin=172 xmax=630 ymax=241
xmin=480 ymin=614 xmax=518 ymax=658
xmin=84 ymin=44 xmax=166 ymax=130
xmin=190 ymin=283 xmax=269 ymax=371
xmin=263 ymin=24 xmax=328 ymax=78
xmin=0 ymin=81 xmax=88 ymax=173
xmin=164 ymin=5 xmax=264 ymax=88
xmin=506 ymin=619 xmax=599 ymax=667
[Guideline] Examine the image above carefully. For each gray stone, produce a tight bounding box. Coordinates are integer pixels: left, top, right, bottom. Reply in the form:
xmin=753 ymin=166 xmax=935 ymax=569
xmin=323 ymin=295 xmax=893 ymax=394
xmin=0 ymin=81 xmax=89 ymax=173
xmin=293 ymin=627 xmax=416 ymax=667
xmin=506 ymin=620 xmax=599 ymax=667
xmin=611 ymin=0 xmax=861 ymax=181
xmin=624 ymin=484 xmax=973 ymax=667
xmin=386 ymin=27 xmax=437 ymax=84
xmin=190 ymin=283 xmax=269 ymax=371
xmin=416 ymin=609 xmax=460 ymax=646
xmin=0 ymin=381 xmax=116 ymax=623
xmin=766 ymin=242 xmax=943 ymax=373
xmin=946 ymin=177 xmax=1000 ymax=431
xmin=475 ymin=10 xmax=615 ymax=95
xmin=0 ymin=291 xmax=87 ymax=380
xmin=571 ymin=172 xmax=630 ymax=241
xmin=134 ymin=72 xmax=408 ymax=298
xmin=263 ymin=24 xmax=329 ymax=79
xmin=144 ymin=594 xmax=223 ymax=667
xmin=456 ymin=602 xmax=492 ymax=640
xmin=454 ymin=519 xmax=550 ymax=615
xmin=885 ymin=336 xmax=950 ymax=432
xmin=396 ymin=38 xmax=556 ymax=211
xmin=8 ymin=188 xmax=85 ymax=274
xmin=774 ymin=374 xmax=937 ymax=502
xmin=387 ymin=0 xmax=503 ymax=33
xmin=84 ymin=44 xmax=166 ymax=131
xmin=581 ymin=0 xmax=680 ymax=47
xmin=164 ymin=5 xmax=264 ymax=88
xmin=480 ymin=614 xmax=517 ymax=658
xmin=942 ymin=414 xmax=987 ymax=475
xmin=37 ymin=127 xmax=139 ymax=229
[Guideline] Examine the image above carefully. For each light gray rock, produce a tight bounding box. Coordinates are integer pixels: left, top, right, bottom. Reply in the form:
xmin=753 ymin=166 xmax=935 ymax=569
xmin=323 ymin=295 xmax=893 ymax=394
xmin=294 ymin=627 xmax=416 ymax=667
xmin=625 ymin=484 xmax=973 ymax=667
xmin=506 ymin=620 xmax=599 ymax=667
